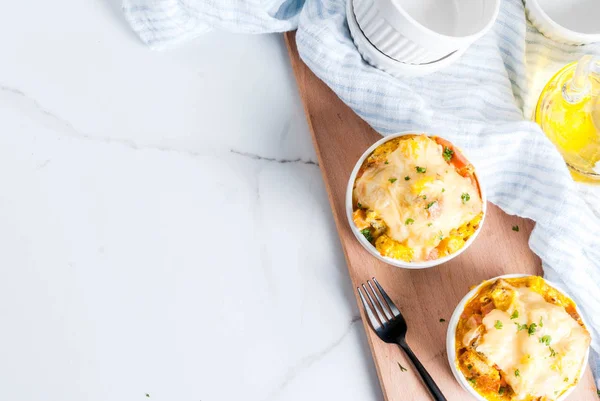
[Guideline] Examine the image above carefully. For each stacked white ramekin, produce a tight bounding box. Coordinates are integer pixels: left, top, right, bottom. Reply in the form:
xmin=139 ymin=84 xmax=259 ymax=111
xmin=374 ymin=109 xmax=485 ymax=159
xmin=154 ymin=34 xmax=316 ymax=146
xmin=347 ymin=0 xmax=500 ymax=76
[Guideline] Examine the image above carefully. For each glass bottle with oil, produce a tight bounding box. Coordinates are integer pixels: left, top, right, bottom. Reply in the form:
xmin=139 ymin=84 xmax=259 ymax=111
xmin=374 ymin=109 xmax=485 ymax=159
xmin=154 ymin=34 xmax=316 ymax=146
xmin=534 ymin=55 xmax=600 ymax=183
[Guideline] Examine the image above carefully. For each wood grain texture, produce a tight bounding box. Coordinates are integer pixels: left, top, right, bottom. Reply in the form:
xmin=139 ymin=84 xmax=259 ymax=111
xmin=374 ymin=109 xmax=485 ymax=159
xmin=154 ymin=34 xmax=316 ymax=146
xmin=284 ymin=31 xmax=597 ymax=401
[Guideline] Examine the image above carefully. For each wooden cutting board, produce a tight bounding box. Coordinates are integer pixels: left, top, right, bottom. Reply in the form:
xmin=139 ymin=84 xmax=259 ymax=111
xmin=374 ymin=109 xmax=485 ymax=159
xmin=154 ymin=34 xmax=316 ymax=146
xmin=284 ymin=31 xmax=597 ymax=401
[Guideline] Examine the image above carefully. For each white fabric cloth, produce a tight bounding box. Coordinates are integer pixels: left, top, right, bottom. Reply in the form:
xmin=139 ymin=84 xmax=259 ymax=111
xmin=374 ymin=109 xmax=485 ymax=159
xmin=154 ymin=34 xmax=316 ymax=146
xmin=123 ymin=0 xmax=600 ymax=384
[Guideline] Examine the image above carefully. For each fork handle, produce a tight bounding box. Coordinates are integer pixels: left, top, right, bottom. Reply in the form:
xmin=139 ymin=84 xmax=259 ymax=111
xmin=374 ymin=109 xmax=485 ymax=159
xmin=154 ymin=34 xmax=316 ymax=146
xmin=398 ymin=341 xmax=447 ymax=401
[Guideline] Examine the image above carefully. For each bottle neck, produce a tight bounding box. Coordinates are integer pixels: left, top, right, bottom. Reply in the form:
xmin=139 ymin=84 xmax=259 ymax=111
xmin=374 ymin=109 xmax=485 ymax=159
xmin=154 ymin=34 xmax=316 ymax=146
xmin=563 ymin=55 xmax=599 ymax=104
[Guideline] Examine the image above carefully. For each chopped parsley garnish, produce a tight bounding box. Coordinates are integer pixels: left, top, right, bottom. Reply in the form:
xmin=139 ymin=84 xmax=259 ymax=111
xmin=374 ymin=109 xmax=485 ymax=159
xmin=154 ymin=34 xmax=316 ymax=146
xmin=422 ymin=195 xmax=427 ymax=200
xmin=512 ymin=225 xmax=519 ymax=232
xmin=361 ymin=228 xmax=373 ymax=242
xmin=427 ymin=223 xmax=433 ymax=227
xmin=146 ymin=395 xmax=150 ymax=398
xmin=498 ymin=386 xmax=505 ymax=395
xmin=426 ymin=201 xmax=437 ymax=209
xmin=494 ymin=320 xmax=503 ymax=329
xmin=404 ymin=176 xmax=410 ymax=181
xmin=443 ymin=147 xmax=454 ymax=162
xmin=461 ymin=192 xmax=470 ymax=204
xmin=416 ymin=166 xmax=427 ymax=173
xmin=405 ymin=218 xmax=414 ymax=225
xmin=539 ymin=317 xmax=543 ymax=327
xmin=540 ymin=335 xmax=551 ymax=345
xmin=510 ymin=310 xmax=519 ymax=319
xmin=439 ymin=318 xmax=445 ymax=322
xmin=397 ymin=362 xmax=407 ymax=372
xmin=357 ymin=202 xmax=362 ymax=209
xmin=528 ymin=323 xmax=537 ymax=336
xmin=564 ymin=377 xmax=568 ymax=382
xmin=468 ymin=378 xmax=476 ymax=385
xmin=467 ymin=364 xmax=473 ymax=370
xmin=549 ymin=347 xmax=557 ymax=357
xmin=515 ymin=369 xmax=520 ymax=377
xmin=515 ymin=322 xmax=528 ymax=331
xmin=389 ymin=177 xmax=397 ymax=183
xmin=384 ymin=160 xmax=389 ymax=164
xmin=442 ymin=188 xmax=445 ymax=193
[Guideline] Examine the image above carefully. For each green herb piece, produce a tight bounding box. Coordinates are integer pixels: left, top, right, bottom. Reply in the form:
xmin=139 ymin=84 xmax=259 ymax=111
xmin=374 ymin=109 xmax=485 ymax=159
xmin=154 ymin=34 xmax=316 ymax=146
xmin=549 ymin=347 xmax=557 ymax=357
xmin=564 ymin=377 xmax=568 ymax=382
xmin=404 ymin=176 xmax=410 ymax=181
xmin=384 ymin=160 xmax=389 ymax=164
xmin=514 ymin=322 xmax=528 ymax=331
xmin=468 ymin=378 xmax=476 ymax=385
xmin=426 ymin=201 xmax=437 ymax=209
xmin=443 ymin=147 xmax=454 ymax=162
xmin=597 ymin=389 xmax=599 ymax=396
xmin=416 ymin=166 xmax=427 ymax=173
xmin=515 ymin=369 xmax=520 ymax=377
xmin=146 ymin=395 xmax=150 ymax=398
xmin=439 ymin=318 xmax=446 ymax=322
xmin=428 ymin=223 xmax=433 ymax=227
xmin=512 ymin=225 xmax=519 ymax=232
xmin=540 ymin=335 xmax=551 ymax=346
xmin=405 ymin=218 xmax=414 ymax=225
xmin=510 ymin=310 xmax=519 ymax=320
xmin=361 ymin=228 xmax=373 ymax=242
xmin=539 ymin=317 xmax=543 ymax=327
xmin=461 ymin=192 xmax=470 ymax=204
xmin=442 ymin=188 xmax=445 ymax=193
xmin=389 ymin=178 xmax=397 ymax=183
xmin=498 ymin=386 xmax=505 ymax=395
xmin=398 ymin=362 xmax=407 ymax=372
xmin=422 ymin=195 xmax=427 ymax=200
xmin=528 ymin=323 xmax=537 ymax=336
xmin=357 ymin=202 xmax=362 ymax=209
xmin=494 ymin=320 xmax=503 ymax=329
xmin=467 ymin=364 xmax=473 ymax=370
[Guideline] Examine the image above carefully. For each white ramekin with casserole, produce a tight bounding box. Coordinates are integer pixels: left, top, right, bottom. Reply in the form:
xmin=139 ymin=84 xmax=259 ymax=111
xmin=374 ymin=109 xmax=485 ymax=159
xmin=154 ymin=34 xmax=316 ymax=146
xmin=346 ymin=132 xmax=486 ymax=268
xmin=447 ymin=274 xmax=591 ymax=401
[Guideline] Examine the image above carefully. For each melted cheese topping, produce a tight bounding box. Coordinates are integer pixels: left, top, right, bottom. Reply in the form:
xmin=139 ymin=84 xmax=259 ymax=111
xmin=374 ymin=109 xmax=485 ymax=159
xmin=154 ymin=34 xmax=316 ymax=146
xmin=473 ymin=285 xmax=590 ymax=400
xmin=353 ymin=135 xmax=482 ymax=261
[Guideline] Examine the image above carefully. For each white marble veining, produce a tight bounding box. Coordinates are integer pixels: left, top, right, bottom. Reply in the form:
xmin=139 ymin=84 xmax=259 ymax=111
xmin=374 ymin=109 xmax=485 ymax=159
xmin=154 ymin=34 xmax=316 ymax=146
xmin=0 ymin=1 xmax=384 ymax=400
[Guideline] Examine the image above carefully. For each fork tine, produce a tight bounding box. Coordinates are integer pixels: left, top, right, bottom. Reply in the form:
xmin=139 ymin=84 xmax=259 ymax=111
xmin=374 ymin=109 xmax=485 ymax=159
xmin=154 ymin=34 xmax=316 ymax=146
xmin=358 ymin=286 xmax=381 ymax=330
xmin=368 ymin=280 xmax=393 ymax=321
xmin=373 ymin=277 xmax=401 ymax=317
xmin=362 ymin=283 xmax=387 ymax=324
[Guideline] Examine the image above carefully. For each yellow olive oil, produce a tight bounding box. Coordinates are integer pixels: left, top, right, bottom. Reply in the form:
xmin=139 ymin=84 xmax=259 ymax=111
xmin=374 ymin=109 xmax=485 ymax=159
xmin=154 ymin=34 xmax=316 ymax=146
xmin=534 ymin=59 xmax=600 ymax=183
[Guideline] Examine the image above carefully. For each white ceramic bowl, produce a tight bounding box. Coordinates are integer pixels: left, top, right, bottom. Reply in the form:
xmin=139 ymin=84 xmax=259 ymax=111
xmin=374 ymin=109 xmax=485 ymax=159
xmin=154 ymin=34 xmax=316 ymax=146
xmin=525 ymin=0 xmax=600 ymax=45
xmin=353 ymin=0 xmax=500 ymax=64
xmin=346 ymin=0 xmax=468 ymax=77
xmin=345 ymin=132 xmax=487 ymax=269
xmin=447 ymin=274 xmax=591 ymax=401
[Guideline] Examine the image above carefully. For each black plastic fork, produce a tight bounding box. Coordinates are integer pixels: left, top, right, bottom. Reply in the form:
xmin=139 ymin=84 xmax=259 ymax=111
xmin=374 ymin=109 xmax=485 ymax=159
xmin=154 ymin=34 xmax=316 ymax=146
xmin=358 ymin=278 xmax=447 ymax=401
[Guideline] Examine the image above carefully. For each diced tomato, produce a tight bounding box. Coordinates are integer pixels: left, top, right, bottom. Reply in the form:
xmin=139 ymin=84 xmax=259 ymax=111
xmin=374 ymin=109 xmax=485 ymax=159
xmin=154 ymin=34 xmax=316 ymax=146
xmin=433 ymin=136 xmax=471 ymax=174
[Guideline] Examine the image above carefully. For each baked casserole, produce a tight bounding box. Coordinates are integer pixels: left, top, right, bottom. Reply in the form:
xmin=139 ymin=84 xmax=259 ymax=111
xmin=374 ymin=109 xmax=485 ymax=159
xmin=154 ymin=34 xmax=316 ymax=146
xmin=351 ymin=134 xmax=483 ymax=263
xmin=455 ymin=276 xmax=591 ymax=401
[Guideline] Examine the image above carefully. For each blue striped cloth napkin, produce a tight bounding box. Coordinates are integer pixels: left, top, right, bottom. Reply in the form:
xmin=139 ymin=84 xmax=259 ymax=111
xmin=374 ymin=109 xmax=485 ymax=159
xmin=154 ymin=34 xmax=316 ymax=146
xmin=124 ymin=0 xmax=600 ymax=385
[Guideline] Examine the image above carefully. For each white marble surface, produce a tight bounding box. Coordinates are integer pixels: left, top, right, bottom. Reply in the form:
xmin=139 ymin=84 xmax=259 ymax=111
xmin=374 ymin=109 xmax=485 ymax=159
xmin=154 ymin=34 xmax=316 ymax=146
xmin=0 ymin=1 xmax=381 ymax=400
